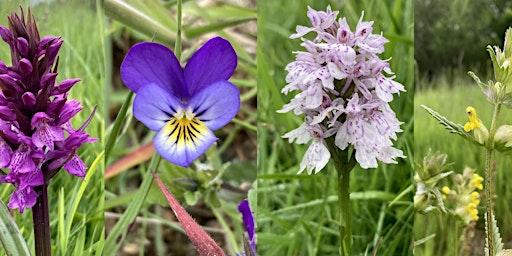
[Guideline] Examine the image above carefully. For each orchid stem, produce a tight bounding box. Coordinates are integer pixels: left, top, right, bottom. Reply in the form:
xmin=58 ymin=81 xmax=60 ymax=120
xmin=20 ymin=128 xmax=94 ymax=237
xmin=326 ymin=136 xmax=356 ymax=256
xmin=33 ymin=182 xmax=51 ymax=256
xmin=484 ymin=102 xmax=501 ymax=256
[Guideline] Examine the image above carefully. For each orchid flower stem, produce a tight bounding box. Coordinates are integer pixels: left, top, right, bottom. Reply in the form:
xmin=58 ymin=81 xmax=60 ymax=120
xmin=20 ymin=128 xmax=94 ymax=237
xmin=484 ymin=102 xmax=501 ymax=256
xmin=326 ymin=137 xmax=356 ymax=256
xmin=32 ymin=182 xmax=51 ymax=256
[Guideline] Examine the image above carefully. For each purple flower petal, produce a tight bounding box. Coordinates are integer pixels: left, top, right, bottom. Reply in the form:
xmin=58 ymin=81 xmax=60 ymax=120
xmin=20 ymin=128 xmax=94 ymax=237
xmin=184 ymin=37 xmax=237 ymax=96
xmin=188 ymin=81 xmax=240 ymax=131
xmin=55 ymin=98 xmax=82 ymax=125
xmin=9 ymin=143 xmax=36 ymax=174
xmin=18 ymin=168 xmax=44 ymax=190
xmin=52 ymin=78 xmax=80 ymax=95
xmin=8 ymin=187 xmax=38 ymax=214
xmin=18 ymin=58 xmax=32 ymax=75
xmin=0 ymin=26 xmax=13 ymax=43
xmin=238 ymin=199 xmax=256 ymax=254
xmin=0 ymin=138 xmax=12 ymax=168
xmin=31 ymin=112 xmax=64 ymax=149
xmin=21 ymin=92 xmax=36 ymax=106
xmin=64 ymin=154 xmax=87 ymax=178
xmin=0 ymin=105 xmax=16 ymax=121
xmin=121 ymin=42 xmax=185 ymax=97
xmin=133 ymin=83 xmax=183 ymax=132
xmin=153 ymin=117 xmax=217 ymax=167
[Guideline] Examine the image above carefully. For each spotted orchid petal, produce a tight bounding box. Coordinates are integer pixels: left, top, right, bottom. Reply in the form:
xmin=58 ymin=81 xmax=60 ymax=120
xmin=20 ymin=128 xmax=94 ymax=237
xmin=133 ymin=83 xmax=181 ymax=132
xmin=121 ymin=42 xmax=185 ymax=97
xmin=8 ymin=187 xmax=37 ymax=213
xmin=184 ymin=37 xmax=237 ymax=96
xmin=189 ymin=80 xmax=240 ymax=130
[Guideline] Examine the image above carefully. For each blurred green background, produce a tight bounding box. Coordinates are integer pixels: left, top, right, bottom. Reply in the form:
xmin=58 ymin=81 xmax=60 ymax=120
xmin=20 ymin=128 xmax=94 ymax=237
xmin=414 ymin=0 xmax=512 ymax=255
xmin=0 ymin=0 xmax=105 ymax=255
xmin=257 ymin=0 xmax=413 ymax=255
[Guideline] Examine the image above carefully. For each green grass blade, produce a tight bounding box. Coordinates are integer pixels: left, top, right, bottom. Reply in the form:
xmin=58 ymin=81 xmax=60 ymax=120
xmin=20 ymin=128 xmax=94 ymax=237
xmin=105 ymin=92 xmax=133 ymax=164
xmin=105 ymin=0 xmax=176 ymax=43
xmin=104 ymin=155 xmax=159 ymax=255
xmin=0 ymin=200 xmax=31 ymax=256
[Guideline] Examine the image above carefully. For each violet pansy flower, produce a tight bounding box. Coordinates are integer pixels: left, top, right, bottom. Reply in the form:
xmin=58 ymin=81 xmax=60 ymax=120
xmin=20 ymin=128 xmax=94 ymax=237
xmin=121 ymin=37 xmax=240 ymax=167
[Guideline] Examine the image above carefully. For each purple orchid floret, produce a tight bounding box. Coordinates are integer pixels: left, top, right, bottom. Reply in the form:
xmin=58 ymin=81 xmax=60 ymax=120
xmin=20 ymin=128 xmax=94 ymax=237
xmin=120 ymin=37 xmax=240 ymax=167
xmin=0 ymin=8 xmax=95 ymax=213
xmin=280 ymin=6 xmax=405 ymax=173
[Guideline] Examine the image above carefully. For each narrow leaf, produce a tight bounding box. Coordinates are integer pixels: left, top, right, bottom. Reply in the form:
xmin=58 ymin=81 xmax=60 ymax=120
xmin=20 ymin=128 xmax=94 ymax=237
xmin=104 ymin=154 xmax=158 ymax=255
xmin=105 ymin=91 xmax=133 ymax=164
xmin=105 ymin=0 xmax=176 ymax=44
xmin=485 ymin=212 xmax=504 ymax=256
xmin=421 ymin=105 xmax=479 ymax=145
xmin=0 ymin=200 xmax=31 ymax=256
xmin=105 ymin=142 xmax=155 ymax=179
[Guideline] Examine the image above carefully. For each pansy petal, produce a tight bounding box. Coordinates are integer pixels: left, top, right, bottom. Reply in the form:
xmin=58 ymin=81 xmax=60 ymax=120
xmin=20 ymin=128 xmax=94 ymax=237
xmin=133 ymin=84 xmax=183 ymax=132
xmin=153 ymin=118 xmax=217 ymax=167
xmin=189 ymin=81 xmax=240 ymax=131
xmin=121 ymin=42 xmax=185 ymax=97
xmin=184 ymin=37 xmax=237 ymax=95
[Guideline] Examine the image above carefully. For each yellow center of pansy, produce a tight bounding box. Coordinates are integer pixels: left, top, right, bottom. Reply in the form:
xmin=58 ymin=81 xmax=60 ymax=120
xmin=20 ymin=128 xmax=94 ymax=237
xmin=161 ymin=109 xmax=209 ymax=150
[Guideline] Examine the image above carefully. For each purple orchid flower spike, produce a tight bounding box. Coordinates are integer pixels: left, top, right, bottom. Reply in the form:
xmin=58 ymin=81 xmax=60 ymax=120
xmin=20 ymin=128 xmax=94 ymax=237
xmin=121 ymin=37 xmax=240 ymax=167
xmin=238 ymin=199 xmax=256 ymax=255
xmin=0 ymin=7 xmax=95 ymax=213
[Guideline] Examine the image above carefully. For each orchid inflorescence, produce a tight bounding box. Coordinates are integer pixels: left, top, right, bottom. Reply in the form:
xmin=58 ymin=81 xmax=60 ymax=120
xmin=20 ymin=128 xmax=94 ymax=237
xmin=279 ymin=6 xmax=405 ymax=174
xmin=0 ymin=8 xmax=95 ymax=213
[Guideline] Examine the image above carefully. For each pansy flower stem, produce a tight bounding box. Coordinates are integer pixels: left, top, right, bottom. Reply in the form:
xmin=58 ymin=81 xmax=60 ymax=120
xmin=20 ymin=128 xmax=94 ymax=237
xmin=175 ymin=0 xmax=182 ymax=60
xmin=32 ymin=181 xmax=51 ymax=256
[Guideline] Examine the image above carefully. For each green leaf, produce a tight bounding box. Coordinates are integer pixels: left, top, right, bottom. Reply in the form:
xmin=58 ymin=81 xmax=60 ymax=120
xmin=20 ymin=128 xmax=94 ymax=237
xmin=0 ymin=200 xmax=31 ymax=256
xmin=104 ymin=92 xmax=133 ymax=164
xmin=421 ymin=105 xmax=479 ymax=145
xmin=104 ymin=155 xmax=158 ymax=255
xmin=105 ymin=0 xmax=176 ymax=44
xmin=185 ymin=17 xmax=256 ymax=38
xmin=485 ymin=212 xmax=504 ymax=256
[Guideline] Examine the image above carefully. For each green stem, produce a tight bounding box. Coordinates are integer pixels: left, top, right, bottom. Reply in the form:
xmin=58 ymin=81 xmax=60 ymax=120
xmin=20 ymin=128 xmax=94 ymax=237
xmin=325 ymin=137 xmax=356 ymax=255
xmin=455 ymin=219 xmax=459 ymax=256
xmin=174 ymin=0 xmax=182 ymax=60
xmin=337 ymin=163 xmax=351 ymax=255
xmin=485 ymin=103 xmax=501 ymax=256
xmin=210 ymin=206 xmax=240 ymax=254
xmin=33 ymin=182 xmax=51 ymax=256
